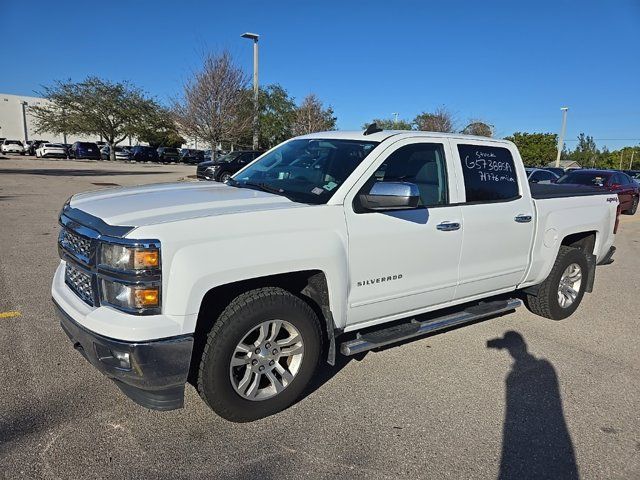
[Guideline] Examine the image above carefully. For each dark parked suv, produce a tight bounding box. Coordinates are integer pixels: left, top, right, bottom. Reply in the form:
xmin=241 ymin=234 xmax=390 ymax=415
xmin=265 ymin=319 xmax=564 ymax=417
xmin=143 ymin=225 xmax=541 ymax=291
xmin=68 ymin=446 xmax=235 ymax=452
xmin=179 ymin=149 xmax=205 ymax=165
xmin=196 ymin=150 xmax=263 ymax=182
xmin=157 ymin=147 xmax=181 ymax=163
xmin=70 ymin=142 xmax=101 ymax=160
xmin=130 ymin=145 xmax=159 ymax=162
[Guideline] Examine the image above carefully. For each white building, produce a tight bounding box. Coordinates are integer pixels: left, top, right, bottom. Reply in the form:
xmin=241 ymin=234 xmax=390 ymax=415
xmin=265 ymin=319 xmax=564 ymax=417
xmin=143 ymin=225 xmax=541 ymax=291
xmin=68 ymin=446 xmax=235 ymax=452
xmin=0 ymin=92 xmax=135 ymax=145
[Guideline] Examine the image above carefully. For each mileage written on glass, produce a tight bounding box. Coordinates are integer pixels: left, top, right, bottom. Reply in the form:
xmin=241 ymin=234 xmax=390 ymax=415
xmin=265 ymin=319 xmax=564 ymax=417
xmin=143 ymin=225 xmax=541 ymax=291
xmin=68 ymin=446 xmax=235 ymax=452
xmin=457 ymin=144 xmax=519 ymax=202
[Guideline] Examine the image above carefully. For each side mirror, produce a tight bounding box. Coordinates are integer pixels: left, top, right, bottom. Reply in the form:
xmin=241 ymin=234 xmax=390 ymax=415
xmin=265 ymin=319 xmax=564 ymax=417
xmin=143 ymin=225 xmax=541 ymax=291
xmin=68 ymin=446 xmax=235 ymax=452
xmin=359 ymin=182 xmax=420 ymax=210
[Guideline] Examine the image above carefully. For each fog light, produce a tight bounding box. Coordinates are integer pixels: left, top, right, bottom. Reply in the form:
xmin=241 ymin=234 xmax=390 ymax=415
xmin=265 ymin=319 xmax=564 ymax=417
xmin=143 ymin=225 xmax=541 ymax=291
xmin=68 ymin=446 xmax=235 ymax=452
xmin=95 ymin=344 xmax=132 ymax=370
xmin=112 ymin=350 xmax=131 ymax=368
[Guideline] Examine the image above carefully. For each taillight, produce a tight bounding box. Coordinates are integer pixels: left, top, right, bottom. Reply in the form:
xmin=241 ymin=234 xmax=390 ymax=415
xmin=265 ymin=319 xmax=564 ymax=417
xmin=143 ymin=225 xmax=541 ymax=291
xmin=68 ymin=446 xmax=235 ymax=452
xmin=613 ymin=204 xmax=621 ymax=234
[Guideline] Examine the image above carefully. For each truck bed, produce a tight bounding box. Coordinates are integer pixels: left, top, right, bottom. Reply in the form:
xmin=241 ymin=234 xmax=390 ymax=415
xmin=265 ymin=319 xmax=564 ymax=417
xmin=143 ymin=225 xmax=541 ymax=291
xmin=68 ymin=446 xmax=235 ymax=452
xmin=530 ymin=183 xmax=605 ymax=199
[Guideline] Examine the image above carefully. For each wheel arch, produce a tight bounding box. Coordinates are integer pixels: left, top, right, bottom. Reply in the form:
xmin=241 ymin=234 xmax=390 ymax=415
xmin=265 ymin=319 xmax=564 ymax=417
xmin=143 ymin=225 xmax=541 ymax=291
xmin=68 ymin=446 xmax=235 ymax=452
xmin=188 ymin=270 xmax=337 ymax=384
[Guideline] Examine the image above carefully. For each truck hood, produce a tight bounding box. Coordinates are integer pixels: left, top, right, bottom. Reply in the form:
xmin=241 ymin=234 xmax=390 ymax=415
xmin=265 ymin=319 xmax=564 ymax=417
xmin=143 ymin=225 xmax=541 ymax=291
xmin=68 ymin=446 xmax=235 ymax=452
xmin=69 ymin=181 xmax=304 ymax=228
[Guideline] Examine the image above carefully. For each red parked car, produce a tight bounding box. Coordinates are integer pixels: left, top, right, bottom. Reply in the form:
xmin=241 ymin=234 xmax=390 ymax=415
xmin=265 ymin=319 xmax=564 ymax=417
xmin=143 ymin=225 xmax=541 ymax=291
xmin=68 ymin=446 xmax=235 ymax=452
xmin=557 ymin=169 xmax=639 ymax=215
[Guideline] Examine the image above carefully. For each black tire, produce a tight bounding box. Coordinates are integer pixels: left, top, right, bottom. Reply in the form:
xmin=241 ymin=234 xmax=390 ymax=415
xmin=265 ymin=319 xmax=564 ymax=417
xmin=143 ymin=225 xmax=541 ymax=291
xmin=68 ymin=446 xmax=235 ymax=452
xmin=218 ymin=171 xmax=232 ymax=183
xmin=524 ymin=246 xmax=589 ymax=320
xmin=197 ymin=287 xmax=322 ymax=422
xmin=623 ymin=196 xmax=638 ymax=215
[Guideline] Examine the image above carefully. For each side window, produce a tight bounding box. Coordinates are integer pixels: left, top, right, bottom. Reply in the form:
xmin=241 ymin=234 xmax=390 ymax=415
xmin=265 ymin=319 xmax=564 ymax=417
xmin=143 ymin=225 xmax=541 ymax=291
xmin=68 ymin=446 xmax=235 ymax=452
xmin=534 ymin=170 xmax=556 ymax=183
xmin=366 ymin=143 xmax=448 ymax=207
xmin=529 ymin=171 xmax=543 ymax=183
xmin=457 ymin=144 xmax=519 ymax=202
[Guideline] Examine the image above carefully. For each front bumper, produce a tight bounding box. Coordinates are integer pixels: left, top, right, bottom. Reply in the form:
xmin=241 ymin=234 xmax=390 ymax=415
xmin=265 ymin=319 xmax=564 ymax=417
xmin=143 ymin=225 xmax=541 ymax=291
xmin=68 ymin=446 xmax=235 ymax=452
xmin=55 ymin=299 xmax=194 ymax=410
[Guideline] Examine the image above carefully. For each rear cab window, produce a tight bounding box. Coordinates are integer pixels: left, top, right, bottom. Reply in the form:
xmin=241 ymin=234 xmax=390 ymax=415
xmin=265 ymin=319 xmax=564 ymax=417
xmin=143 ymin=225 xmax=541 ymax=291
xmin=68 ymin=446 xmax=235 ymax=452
xmin=457 ymin=144 xmax=520 ymax=203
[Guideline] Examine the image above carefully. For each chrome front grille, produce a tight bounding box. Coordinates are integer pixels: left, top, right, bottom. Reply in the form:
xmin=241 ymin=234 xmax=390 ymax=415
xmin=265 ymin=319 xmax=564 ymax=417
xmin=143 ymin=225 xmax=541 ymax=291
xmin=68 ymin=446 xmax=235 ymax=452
xmin=65 ymin=263 xmax=95 ymax=306
xmin=59 ymin=225 xmax=97 ymax=306
xmin=60 ymin=228 xmax=93 ymax=261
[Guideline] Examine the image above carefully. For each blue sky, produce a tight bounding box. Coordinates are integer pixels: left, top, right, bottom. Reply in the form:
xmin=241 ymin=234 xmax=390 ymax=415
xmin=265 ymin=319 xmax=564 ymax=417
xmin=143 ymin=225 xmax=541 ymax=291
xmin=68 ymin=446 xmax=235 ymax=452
xmin=2 ymin=0 xmax=639 ymax=150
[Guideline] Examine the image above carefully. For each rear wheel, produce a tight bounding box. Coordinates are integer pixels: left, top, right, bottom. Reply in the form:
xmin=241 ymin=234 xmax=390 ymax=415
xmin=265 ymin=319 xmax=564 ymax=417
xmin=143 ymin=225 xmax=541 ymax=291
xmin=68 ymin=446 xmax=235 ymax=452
xmin=197 ymin=287 xmax=322 ymax=422
xmin=524 ymin=246 xmax=588 ymax=320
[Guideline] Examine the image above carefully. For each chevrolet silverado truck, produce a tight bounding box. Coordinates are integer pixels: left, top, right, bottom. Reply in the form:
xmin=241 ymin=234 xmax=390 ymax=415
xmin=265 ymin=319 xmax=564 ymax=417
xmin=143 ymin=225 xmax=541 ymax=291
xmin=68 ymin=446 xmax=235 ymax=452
xmin=52 ymin=127 xmax=619 ymax=422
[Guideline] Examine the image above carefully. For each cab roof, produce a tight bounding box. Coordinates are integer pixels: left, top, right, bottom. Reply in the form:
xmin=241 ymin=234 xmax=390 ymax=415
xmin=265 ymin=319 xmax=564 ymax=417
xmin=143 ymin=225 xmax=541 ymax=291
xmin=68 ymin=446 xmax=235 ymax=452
xmin=296 ymin=130 xmax=514 ymax=146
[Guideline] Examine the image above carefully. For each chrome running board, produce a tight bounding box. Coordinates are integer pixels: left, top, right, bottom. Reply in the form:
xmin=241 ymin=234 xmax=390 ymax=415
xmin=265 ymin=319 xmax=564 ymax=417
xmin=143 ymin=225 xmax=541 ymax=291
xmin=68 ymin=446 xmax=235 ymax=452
xmin=340 ymin=298 xmax=522 ymax=356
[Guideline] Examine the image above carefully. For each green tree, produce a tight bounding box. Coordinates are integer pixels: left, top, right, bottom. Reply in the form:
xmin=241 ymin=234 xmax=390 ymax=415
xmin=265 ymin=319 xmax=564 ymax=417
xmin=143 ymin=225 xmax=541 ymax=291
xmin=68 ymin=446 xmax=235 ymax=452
xmin=256 ymin=84 xmax=297 ymax=148
xmin=138 ymin=123 xmax=185 ymax=148
xmin=362 ymin=118 xmax=413 ymax=130
xmin=30 ymin=77 xmax=167 ymax=161
xmin=568 ymin=133 xmax=598 ymax=167
xmin=504 ymin=132 xmax=558 ymax=167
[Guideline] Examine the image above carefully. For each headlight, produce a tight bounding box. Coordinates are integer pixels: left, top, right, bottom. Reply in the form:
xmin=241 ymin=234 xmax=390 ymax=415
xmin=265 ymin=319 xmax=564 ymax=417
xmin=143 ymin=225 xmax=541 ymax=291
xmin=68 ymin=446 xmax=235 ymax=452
xmin=100 ymin=244 xmax=160 ymax=272
xmin=100 ymin=279 xmax=160 ymax=312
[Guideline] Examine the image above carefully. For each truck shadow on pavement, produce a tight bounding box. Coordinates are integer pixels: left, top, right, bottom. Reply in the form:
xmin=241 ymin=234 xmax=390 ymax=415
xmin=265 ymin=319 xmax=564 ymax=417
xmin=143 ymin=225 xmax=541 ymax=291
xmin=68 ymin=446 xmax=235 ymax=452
xmin=487 ymin=331 xmax=579 ymax=480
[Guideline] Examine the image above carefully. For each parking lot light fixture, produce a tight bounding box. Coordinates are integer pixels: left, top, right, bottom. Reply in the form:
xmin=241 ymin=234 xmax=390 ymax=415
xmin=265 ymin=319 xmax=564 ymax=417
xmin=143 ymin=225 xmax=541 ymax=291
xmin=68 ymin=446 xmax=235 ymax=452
xmin=21 ymin=101 xmax=29 ymax=143
xmin=241 ymin=32 xmax=260 ymax=150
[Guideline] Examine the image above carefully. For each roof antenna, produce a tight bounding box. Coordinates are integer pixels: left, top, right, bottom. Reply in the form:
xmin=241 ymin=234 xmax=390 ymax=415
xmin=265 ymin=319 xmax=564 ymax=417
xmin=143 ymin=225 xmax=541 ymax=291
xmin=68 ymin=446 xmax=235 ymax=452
xmin=363 ymin=122 xmax=383 ymax=135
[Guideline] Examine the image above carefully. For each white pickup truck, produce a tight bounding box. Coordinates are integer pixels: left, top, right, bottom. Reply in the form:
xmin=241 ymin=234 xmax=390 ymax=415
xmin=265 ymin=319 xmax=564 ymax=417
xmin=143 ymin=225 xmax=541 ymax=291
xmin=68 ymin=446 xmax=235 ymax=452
xmin=52 ymin=128 xmax=619 ymax=421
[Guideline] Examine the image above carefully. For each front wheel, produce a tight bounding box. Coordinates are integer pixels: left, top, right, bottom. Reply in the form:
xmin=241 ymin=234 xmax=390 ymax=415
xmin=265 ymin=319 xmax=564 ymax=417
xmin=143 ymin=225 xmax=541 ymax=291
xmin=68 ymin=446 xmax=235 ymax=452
xmin=624 ymin=196 xmax=638 ymax=215
xmin=219 ymin=171 xmax=232 ymax=183
xmin=524 ymin=246 xmax=588 ymax=320
xmin=197 ymin=287 xmax=322 ymax=422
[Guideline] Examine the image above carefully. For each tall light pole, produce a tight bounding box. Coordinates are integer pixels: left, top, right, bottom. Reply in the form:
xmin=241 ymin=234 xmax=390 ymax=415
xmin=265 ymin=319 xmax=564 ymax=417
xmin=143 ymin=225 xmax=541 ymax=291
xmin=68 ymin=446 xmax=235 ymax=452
xmin=555 ymin=107 xmax=569 ymax=168
xmin=392 ymin=112 xmax=399 ymax=127
xmin=241 ymin=32 xmax=260 ymax=150
xmin=21 ymin=101 xmax=29 ymax=143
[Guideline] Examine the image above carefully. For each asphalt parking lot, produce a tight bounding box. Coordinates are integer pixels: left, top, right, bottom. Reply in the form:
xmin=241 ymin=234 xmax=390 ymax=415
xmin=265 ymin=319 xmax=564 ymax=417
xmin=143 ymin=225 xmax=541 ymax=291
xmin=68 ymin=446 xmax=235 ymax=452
xmin=0 ymin=155 xmax=639 ymax=479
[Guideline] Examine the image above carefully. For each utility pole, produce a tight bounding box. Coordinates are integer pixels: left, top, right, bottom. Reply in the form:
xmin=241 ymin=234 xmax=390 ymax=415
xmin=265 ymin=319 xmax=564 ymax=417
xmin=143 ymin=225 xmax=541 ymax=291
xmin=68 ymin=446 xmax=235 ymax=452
xmin=555 ymin=107 xmax=569 ymax=168
xmin=241 ymin=32 xmax=260 ymax=150
xmin=392 ymin=112 xmax=399 ymax=127
xmin=629 ymin=150 xmax=635 ymax=170
xmin=619 ymin=151 xmax=624 ymax=170
xmin=21 ymin=101 xmax=29 ymax=143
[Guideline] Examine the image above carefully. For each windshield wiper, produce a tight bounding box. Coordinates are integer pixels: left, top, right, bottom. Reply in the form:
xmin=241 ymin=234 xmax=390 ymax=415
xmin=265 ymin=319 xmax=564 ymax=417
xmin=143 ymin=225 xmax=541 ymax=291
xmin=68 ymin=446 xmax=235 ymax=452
xmin=229 ymin=179 xmax=290 ymax=199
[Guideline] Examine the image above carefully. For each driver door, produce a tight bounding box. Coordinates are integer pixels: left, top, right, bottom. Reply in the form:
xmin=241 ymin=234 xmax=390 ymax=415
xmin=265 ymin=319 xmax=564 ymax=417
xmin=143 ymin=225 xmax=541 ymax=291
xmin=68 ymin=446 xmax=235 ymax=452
xmin=344 ymin=139 xmax=463 ymax=328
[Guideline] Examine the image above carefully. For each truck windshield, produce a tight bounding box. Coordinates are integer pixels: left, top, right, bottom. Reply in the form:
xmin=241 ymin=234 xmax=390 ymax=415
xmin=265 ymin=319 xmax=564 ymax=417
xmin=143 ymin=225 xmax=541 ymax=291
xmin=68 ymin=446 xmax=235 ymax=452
xmin=229 ymin=139 xmax=379 ymax=204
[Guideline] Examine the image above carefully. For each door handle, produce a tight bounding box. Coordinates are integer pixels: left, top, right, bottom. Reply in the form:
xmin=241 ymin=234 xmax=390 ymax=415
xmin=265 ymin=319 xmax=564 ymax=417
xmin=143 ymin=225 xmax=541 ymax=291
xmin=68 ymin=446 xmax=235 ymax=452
xmin=515 ymin=214 xmax=532 ymax=223
xmin=436 ymin=222 xmax=461 ymax=231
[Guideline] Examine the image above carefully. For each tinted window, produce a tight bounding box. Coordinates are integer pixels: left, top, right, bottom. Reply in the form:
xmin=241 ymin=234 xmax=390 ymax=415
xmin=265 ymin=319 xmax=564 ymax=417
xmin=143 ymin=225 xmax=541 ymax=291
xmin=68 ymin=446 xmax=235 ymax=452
xmin=366 ymin=143 xmax=448 ymax=207
xmin=237 ymin=153 xmax=254 ymax=163
xmin=530 ymin=170 xmax=556 ymax=183
xmin=557 ymin=171 xmax=611 ymax=186
xmin=457 ymin=144 xmax=519 ymax=202
xmin=619 ymin=173 xmax=632 ymax=185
